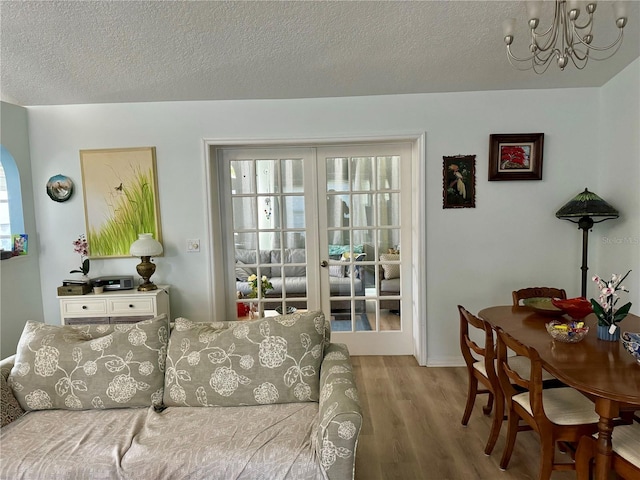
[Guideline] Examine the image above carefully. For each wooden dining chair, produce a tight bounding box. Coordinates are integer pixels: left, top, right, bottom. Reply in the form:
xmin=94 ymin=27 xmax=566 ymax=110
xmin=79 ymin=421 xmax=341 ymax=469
xmin=575 ymin=422 xmax=640 ymax=480
xmin=495 ymin=327 xmax=600 ymax=480
xmin=459 ymin=305 xmax=561 ymax=456
xmin=512 ymin=287 xmax=567 ymax=306
xmin=459 ymin=305 xmax=538 ymax=455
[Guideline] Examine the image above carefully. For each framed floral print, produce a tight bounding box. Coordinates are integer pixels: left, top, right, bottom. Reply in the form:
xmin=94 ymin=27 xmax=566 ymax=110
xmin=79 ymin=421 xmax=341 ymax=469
xmin=443 ymin=155 xmax=476 ymax=209
xmin=488 ymin=133 xmax=544 ymax=181
xmin=80 ymin=147 xmax=162 ymax=258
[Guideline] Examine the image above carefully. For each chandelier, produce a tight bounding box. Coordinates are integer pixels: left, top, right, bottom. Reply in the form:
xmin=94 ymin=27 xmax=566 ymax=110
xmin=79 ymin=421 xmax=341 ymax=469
xmin=502 ymin=0 xmax=628 ymax=73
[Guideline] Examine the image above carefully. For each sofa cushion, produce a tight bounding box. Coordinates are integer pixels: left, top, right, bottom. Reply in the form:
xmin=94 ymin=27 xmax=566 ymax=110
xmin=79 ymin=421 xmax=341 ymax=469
xmin=235 ymin=249 xmax=272 ymax=277
xmin=163 ymin=311 xmax=326 ymax=407
xmin=9 ymin=315 xmax=169 ymax=410
xmin=0 ymin=407 xmax=149 ymax=479
xmin=121 ymin=404 xmax=324 ymax=480
xmin=1 ymin=374 xmax=24 ymax=427
xmin=380 ymin=253 xmax=400 ymax=279
xmin=380 ymin=277 xmax=401 ymax=294
xmin=235 ymin=260 xmax=255 ymax=281
xmin=329 ymin=264 xmax=345 ymax=278
xmin=270 ymin=249 xmax=307 ymax=277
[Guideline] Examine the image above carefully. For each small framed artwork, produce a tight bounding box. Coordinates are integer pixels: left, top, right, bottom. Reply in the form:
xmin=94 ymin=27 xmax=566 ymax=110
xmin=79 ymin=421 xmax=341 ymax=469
xmin=80 ymin=147 xmax=162 ymax=258
xmin=488 ymin=133 xmax=544 ymax=181
xmin=12 ymin=234 xmax=28 ymax=255
xmin=443 ymin=155 xmax=476 ymax=209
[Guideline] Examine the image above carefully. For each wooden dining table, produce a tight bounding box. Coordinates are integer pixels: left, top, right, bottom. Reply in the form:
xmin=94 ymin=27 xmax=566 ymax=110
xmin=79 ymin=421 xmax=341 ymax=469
xmin=478 ymin=306 xmax=640 ymax=480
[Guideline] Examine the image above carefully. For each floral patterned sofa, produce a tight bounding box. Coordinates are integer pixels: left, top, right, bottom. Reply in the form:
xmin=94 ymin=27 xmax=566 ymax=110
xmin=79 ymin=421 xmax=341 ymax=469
xmin=0 ymin=311 xmax=362 ymax=480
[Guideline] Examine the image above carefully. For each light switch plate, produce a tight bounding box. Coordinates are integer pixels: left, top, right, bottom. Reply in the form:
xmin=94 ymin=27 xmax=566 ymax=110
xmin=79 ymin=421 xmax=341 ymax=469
xmin=186 ymin=239 xmax=200 ymax=253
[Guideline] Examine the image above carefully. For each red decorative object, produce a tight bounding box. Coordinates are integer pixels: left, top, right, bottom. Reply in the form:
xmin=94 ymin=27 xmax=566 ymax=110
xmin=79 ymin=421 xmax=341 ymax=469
xmin=552 ymin=297 xmax=594 ymax=320
xmin=236 ymin=303 xmax=249 ymax=317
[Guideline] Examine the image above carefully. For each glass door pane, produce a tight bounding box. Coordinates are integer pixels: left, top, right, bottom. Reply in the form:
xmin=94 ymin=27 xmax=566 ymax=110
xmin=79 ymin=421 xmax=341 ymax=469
xmin=223 ymin=148 xmax=314 ymax=319
xmin=319 ymin=146 xmax=408 ymax=338
xmin=221 ymin=143 xmax=413 ymax=356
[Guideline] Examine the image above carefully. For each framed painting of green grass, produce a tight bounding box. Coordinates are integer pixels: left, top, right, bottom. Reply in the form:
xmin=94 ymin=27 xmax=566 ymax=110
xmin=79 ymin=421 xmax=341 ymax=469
xmin=80 ymin=147 xmax=162 ymax=258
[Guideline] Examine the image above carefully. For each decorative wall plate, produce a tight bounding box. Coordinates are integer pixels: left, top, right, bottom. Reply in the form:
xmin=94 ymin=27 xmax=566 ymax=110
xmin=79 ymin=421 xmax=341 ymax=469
xmin=46 ymin=174 xmax=74 ymax=202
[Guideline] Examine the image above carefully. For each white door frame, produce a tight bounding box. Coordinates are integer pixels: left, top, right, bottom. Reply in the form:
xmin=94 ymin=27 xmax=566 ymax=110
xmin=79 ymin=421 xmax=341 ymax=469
xmin=203 ymin=133 xmax=428 ymax=365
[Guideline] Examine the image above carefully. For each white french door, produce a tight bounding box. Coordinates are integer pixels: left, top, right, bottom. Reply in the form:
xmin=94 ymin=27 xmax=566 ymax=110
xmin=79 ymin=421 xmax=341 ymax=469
xmin=218 ymin=142 xmax=413 ymax=355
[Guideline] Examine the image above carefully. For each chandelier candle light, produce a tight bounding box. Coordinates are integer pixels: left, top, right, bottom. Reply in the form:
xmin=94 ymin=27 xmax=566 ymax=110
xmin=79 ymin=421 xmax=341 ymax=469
xmin=503 ymin=0 xmax=628 ymax=73
xmin=129 ymin=233 xmax=163 ymax=291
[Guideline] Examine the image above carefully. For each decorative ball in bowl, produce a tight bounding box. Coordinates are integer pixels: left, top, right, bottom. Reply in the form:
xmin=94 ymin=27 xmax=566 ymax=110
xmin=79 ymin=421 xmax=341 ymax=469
xmin=621 ymin=332 xmax=640 ymax=365
xmin=546 ymin=320 xmax=589 ymax=343
xmin=551 ymin=297 xmax=594 ymax=320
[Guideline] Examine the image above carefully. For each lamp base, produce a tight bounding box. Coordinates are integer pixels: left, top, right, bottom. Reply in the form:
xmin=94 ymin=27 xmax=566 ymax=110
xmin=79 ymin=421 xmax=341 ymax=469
xmin=136 ymin=256 xmax=158 ymax=292
xmin=137 ymin=282 xmax=158 ymax=292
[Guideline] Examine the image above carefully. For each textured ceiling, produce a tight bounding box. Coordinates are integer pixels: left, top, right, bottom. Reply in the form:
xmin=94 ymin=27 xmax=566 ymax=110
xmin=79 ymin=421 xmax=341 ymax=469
xmin=1 ymin=0 xmax=639 ymax=106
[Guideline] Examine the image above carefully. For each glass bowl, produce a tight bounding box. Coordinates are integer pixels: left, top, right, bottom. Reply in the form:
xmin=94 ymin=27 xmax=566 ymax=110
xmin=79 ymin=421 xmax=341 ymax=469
xmin=546 ymin=320 xmax=589 ymax=343
xmin=621 ymin=332 xmax=640 ymax=365
xmin=551 ymin=297 xmax=593 ymax=320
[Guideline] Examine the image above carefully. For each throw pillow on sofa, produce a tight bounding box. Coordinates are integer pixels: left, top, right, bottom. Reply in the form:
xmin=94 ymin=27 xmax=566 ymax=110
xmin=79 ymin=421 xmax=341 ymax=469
xmin=1 ymin=374 xmax=24 ymax=427
xmin=9 ymin=315 xmax=169 ymax=411
xmin=163 ymin=311 xmax=326 ymax=407
xmin=380 ymin=253 xmax=400 ymax=279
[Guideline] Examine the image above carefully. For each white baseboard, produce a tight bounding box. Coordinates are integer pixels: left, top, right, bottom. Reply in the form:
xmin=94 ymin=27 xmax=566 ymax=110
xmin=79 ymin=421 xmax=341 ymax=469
xmin=425 ymin=355 xmax=466 ymax=367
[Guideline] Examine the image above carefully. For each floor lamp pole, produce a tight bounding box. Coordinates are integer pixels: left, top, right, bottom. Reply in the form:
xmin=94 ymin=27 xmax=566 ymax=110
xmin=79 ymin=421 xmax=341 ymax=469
xmin=578 ymin=216 xmax=595 ymax=298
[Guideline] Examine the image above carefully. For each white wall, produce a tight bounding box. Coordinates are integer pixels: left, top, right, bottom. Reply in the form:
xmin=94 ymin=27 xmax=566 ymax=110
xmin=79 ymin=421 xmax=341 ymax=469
xmin=0 ymin=102 xmax=44 ymax=357
xmin=595 ymin=59 xmax=640 ymax=312
xmin=24 ymin=70 xmax=637 ymax=365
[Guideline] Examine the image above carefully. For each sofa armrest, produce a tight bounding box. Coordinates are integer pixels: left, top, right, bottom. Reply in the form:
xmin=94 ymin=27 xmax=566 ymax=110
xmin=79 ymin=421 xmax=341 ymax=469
xmin=317 ymin=343 xmax=362 ymax=480
xmin=1 ymin=355 xmax=16 ymax=380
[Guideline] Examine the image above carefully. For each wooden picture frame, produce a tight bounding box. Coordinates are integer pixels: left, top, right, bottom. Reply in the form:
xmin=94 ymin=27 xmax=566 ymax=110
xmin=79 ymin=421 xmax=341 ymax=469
xmin=488 ymin=133 xmax=544 ymax=181
xmin=443 ymin=155 xmax=476 ymax=209
xmin=80 ymin=147 xmax=162 ymax=258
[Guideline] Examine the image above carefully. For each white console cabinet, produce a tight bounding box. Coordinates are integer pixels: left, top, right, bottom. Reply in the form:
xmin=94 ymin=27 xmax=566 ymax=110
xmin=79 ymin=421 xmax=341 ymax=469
xmin=58 ymin=285 xmax=170 ymax=325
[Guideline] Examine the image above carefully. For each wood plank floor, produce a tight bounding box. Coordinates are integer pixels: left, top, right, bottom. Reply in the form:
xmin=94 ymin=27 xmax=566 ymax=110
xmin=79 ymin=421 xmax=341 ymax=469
xmin=351 ymin=356 xmax=577 ymax=480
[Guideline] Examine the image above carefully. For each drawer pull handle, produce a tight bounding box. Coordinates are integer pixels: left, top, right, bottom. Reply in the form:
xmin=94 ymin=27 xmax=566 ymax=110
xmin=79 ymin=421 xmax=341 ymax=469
xmin=129 ymin=304 xmax=134 ymax=308
xmin=82 ymin=306 xmax=88 ymax=310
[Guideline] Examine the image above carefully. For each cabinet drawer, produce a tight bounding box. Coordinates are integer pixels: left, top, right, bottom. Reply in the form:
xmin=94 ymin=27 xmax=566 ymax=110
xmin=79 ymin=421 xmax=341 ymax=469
xmin=62 ymin=299 xmax=108 ymax=316
xmin=110 ymin=315 xmax=155 ymax=324
xmin=108 ymin=298 xmax=155 ymax=315
xmin=65 ymin=317 xmax=110 ymax=325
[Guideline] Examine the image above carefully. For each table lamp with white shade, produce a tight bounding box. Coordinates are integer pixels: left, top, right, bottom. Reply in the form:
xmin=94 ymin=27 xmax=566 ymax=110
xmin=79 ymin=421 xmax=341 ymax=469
xmin=129 ymin=233 xmax=163 ymax=291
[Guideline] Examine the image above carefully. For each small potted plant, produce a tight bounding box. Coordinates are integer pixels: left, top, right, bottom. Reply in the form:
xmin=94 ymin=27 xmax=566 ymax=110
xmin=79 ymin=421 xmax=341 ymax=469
xmin=70 ymin=234 xmax=90 ymax=283
xmin=590 ymin=270 xmax=632 ymax=341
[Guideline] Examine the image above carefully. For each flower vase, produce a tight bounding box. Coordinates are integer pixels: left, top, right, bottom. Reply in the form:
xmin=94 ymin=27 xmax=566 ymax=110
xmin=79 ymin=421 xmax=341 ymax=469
xmin=79 ymin=274 xmax=90 ymax=284
xmin=597 ymin=325 xmax=621 ymax=342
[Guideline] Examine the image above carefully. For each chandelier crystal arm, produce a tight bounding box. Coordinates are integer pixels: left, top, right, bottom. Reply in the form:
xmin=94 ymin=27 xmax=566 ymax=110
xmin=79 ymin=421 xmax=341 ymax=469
xmin=571 ymin=24 xmax=624 ymax=52
xmin=529 ymin=1 xmax=562 ymax=53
